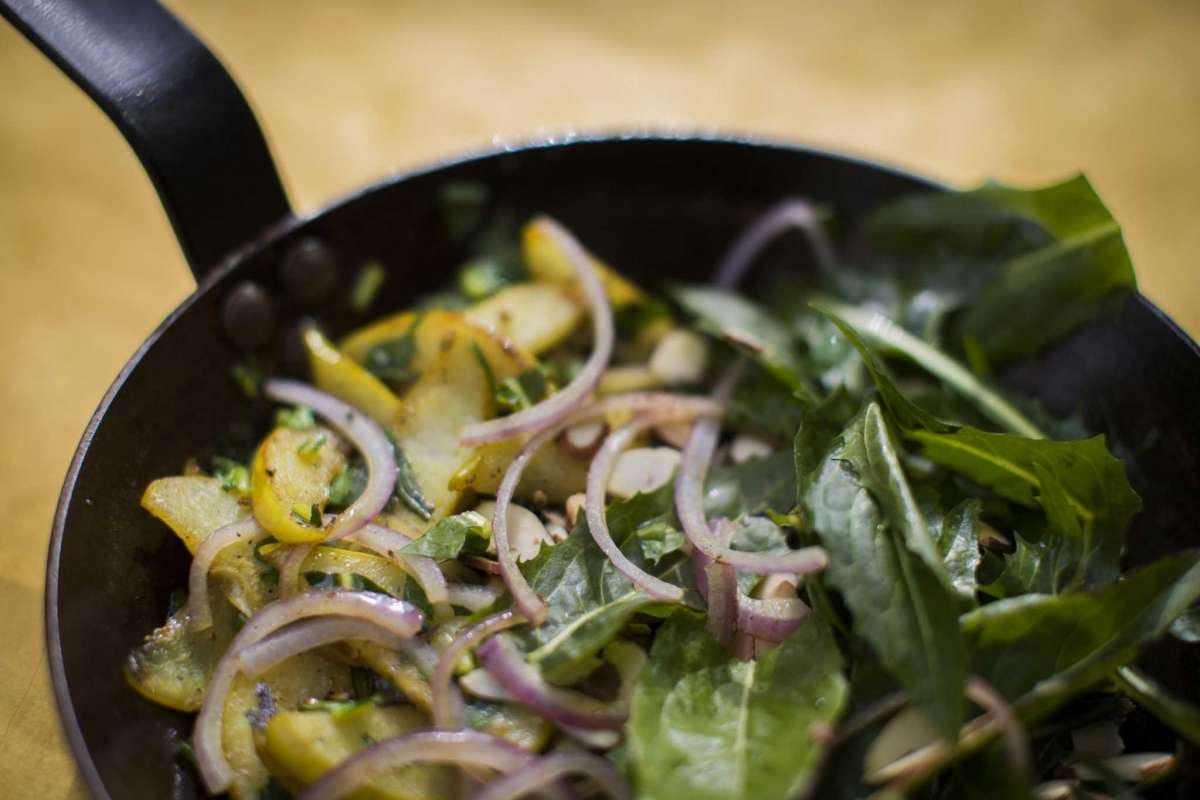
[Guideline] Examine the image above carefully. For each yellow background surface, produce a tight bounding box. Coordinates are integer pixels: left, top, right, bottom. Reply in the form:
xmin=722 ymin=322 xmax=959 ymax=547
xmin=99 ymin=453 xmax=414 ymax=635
xmin=0 ymin=1 xmax=1197 ymax=796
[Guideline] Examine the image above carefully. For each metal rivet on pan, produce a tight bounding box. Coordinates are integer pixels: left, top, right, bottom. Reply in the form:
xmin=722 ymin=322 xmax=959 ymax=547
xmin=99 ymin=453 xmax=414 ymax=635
xmin=280 ymin=237 xmax=338 ymax=304
xmin=221 ymin=281 xmax=276 ymax=350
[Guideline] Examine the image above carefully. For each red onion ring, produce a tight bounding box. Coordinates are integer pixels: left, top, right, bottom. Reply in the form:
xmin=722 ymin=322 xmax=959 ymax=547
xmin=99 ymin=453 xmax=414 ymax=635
xmin=459 ymin=217 xmax=614 ymax=446
xmin=714 ymin=198 xmax=834 ymax=289
xmin=278 ymin=543 xmax=315 ymax=598
xmin=193 ymin=590 xmax=422 ymax=795
xmin=446 ymin=582 xmax=503 ymax=612
xmin=295 ymin=730 xmax=534 ymax=800
xmin=585 ymin=419 xmax=685 ymax=602
xmin=237 ymin=616 xmax=404 ymax=678
xmin=431 ymin=609 xmax=526 ymax=730
xmin=263 ymin=379 xmax=398 ymax=541
xmin=472 ymin=751 xmax=632 ymax=800
xmin=494 ymin=393 xmax=724 ymax=624
xmin=737 ymin=595 xmax=811 ymax=641
xmin=187 ymin=518 xmax=267 ymax=631
xmin=349 ymin=523 xmax=451 ymax=621
xmin=478 ymin=634 xmax=627 ymax=731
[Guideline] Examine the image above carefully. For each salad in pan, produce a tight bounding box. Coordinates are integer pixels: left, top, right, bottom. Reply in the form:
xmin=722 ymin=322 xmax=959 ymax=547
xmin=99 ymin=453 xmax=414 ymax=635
xmin=127 ymin=176 xmax=1199 ymax=800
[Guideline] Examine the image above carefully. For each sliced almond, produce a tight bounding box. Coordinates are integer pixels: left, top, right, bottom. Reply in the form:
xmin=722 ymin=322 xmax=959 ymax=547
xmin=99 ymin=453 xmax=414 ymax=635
xmin=654 ymin=421 xmax=693 ymax=448
xmin=863 ymin=707 xmax=942 ymax=784
xmin=565 ymin=493 xmax=586 ymax=528
xmin=754 ymin=574 xmax=799 ymax=600
xmin=607 ymin=447 xmax=681 ymax=499
xmin=730 ymin=435 xmax=773 ymax=464
xmin=460 ymin=668 xmax=515 ymax=702
xmin=560 ymin=420 xmax=608 ymax=460
xmin=475 ymin=500 xmax=552 ymax=562
xmin=648 ymin=329 xmax=709 ymax=386
xmin=560 ymin=723 xmax=621 ymax=750
xmin=1034 ymin=780 xmax=1079 ymax=800
xmin=978 ymin=522 xmax=1014 ymax=554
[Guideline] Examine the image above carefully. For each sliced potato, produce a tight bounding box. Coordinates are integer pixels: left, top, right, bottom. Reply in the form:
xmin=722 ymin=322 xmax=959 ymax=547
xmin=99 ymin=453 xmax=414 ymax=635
xmin=225 ymin=653 xmax=353 ymax=800
xmin=465 ymin=283 xmax=585 ymax=354
xmin=259 ymin=703 xmax=454 ymax=800
xmin=597 ymin=364 xmax=663 ymax=395
xmin=210 ymin=532 xmax=281 ymax=618
xmin=250 ymin=425 xmax=346 ymax=543
xmin=125 ymin=600 xmax=238 ymax=713
xmin=387 ymin=313 xmax=530 ymax=530
xmin=304 ymin=326 xmax=401 ymax=426
xmin=451 ymin=437 xmax=589 ymax=504
xmin=141 ymin=475 xmax=249 ymax=554
xmin=260 ymin=543 xmax=408 ymax=597
xmin=522 ymin=218 xmax=643 ymax=309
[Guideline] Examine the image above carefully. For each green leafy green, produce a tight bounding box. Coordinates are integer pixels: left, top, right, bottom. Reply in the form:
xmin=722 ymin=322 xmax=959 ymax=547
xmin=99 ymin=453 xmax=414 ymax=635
xmin=937 ymin=500 xmax=984 ymax=604
xmin=629 ymin=613 xmax=847 ymax=800
xmin=705 ymin=450 xmax=796 ymax=521
xmin=635 ymin=520 xmax=686 ymax=566
xmin=1114 ymin=665 xmax=1200 ymax=747
xmin=494 ymin=366 xmax=553 ymax=414
xmin=801 ymin=403 xmax=965 ymax=738
xmin=519 ymin=485 xmax=690 ymax=684
xmin=275 ymin=405 xmax=315 ymax=431
xmin=400 ymin=511 xmax=490 ymax=560
xmin=960 ymin=552 xmax=1200 ymax=721
xmin=909 ymin=428 xmax=1140 ymax=588
xmin=364 ymin=314 xmax=424 ymax=391
xmin=1170 ymin=607 xmax=1200 ymax=643
xmin=390 ymin=442 xmax=433 ymax=521
xmin=327 ymin=462 xmax=367 ymax=509
xmin=725 ymin=362 xmax=808 ymax=443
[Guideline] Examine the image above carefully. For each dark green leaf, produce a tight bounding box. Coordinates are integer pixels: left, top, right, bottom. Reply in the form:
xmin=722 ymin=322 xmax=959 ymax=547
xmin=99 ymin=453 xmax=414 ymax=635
xmin=328 ymin=461 xmax=367 ymax=509
xmin=1114 ymin=665 xmax=1200 ymax=747
xmin=389 ymin=441 xmax=433 ymax=521
xmin=364 ymin=314 xmax=424 ymax=392
xmin=494 ymin=366 xmax=553 ymax=414
xmin=960 ymin=552 xmax=1200 ymax=721
xmin=629 ymin=613 xmax=847 ymax=800
xmin=635 ymin=520 xmax=686 ymax=565
xmin=705 ymin=450 xmax=797 ymax=521
xmin=909 ymin=428 xmax=1140 ymax=588
xmin=519 ymin=485 xmax=691 ymax=684
xmin=400 ymin=511 xmax=490 ymax=560
xmin=802 ymin=403 xmax=965 ymax=738
xmin=961 ymin=176 xmax=1136 ymax=362
xmin=937 ymin=500 xmax=984 ymax=605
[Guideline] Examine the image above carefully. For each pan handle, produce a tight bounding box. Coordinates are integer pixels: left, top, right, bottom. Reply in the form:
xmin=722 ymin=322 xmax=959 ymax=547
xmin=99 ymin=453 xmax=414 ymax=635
xmin=0 ymin=0 xmax=292 ymax=281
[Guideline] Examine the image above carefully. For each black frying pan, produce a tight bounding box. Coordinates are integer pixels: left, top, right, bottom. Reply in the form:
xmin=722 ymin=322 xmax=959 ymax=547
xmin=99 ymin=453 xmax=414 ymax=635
xmin=5 ymin=1 xmax=1199 ymax=798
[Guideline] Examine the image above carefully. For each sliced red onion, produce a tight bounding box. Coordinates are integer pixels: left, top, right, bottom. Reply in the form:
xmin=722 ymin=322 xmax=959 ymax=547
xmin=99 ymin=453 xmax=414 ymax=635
xmin=238 ymin=616 xmax=404 ymax=677
xmin=494 ymin=393 xmax=724 ymax=624
xmin=479 ymin=634 xmax=628 ymax=731
xmin=296 ymin=730 xmax=534 ymax=800
xmin=716 ymin=546 xmax=829 ymax=576
xmin=187 ymin=518 xmax=267 ymax=631
xmin=349 ymin=523 xmax=451 ymax=621
xmin=714 ymin=198 xmax=834 ymax=289
xmin=193 ymin=590 xmax=422 ymax=795
xmin=263 ymin=379 xmax=397 ymax=541
xmin=473 ymin=751 xmax=632 ymax=800
xmin=703 ymin=562 xmax=738 ymax=648
xmin=459 ymin=217 xmax=614 ymax=446
xmin=432 ymin=609 xmax=527 ymax=730
xmin=737 ymin=595 xmax=811 ymax=642
xmin=278 ymin=543 xmax=315 ymax=598
xmin=447 ymin=582 xmax=502 ymax=612
xmin=586 ymin=419 xmax=684 ymax=602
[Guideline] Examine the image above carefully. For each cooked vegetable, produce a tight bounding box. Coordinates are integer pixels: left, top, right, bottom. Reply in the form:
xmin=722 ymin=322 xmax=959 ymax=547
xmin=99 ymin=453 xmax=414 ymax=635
xmin=130 ymin=183 xmax=1197 ymax=799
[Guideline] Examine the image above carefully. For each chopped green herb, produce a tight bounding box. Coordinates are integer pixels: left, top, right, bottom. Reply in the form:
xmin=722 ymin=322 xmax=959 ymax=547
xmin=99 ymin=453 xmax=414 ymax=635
xmin=291 ymin=503 xmax=322 ymax=527
xmin=400 ymin=511 xmax=490 ymax=559
xmin=365 ymin=314 xmax=424 ymax=392
xmin=494 ymin=366 xmax=553 ymax=414
xmin=386 ymin=436 xmax=433 ymax=521
xmin=231 ymin=360 xmax=264 ymax=398
xmin=296 ymin=433 xmax=327 ymax=459
xmin=211 ymin=456 xmax=250 ymax=495
xmin=349 ymin=260 xmax=387 ymax=314
xmin=275 ymin=405 xmax=316 ymax=431
xmin=471 ymin=341 xmax=498 ymax=397
xmin=328 ymin=462 xmax=367 ymax=509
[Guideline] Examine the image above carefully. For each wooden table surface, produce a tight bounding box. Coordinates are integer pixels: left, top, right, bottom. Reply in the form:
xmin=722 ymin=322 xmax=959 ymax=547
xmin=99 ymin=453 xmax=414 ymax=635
xmin=1 ymin=1 xmax=1196 ymax=796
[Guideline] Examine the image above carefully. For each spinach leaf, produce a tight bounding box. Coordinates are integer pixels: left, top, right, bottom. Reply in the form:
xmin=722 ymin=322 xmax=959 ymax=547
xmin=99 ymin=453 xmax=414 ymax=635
xmin=937 ymin=500 xmax=984 ymax=605
xmin=960 ymin=176 xmax=1136 ymax=362
xmin=635 ymin=520 xmax=686 ymax=565
xmin=909 ymin=428 xmax=1140 ymax=588
xmin=400 ymin=511 xmax=490 ymax=560
xmin=705 ymin=450 xmax=796 ymax=521
xmin=960 ymin=552 xmax=1200 ymax=721
xmin=725 ymin=362 xmax=807 ymax=443
xmin=519 ymin=485 xmax=691 ymax=684
xmin=802 ymin=403 xmax=965 ymax=738
xmin=629 ymin=613 xmax=847 ymax=800
xmin=1114 ymin=665 xmax=1200 ymax=747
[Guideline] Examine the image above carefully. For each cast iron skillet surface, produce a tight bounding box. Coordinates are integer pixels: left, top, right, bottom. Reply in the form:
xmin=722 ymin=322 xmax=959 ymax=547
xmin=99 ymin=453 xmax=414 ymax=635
xmin=5 ymin=3 xmax=1199 ymax=799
